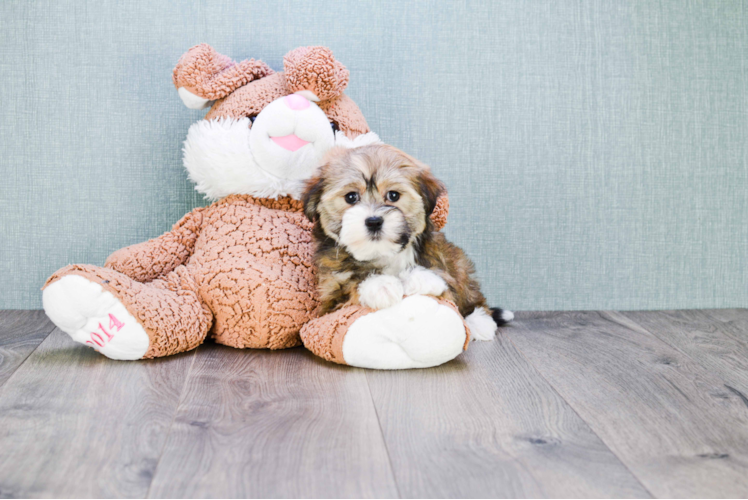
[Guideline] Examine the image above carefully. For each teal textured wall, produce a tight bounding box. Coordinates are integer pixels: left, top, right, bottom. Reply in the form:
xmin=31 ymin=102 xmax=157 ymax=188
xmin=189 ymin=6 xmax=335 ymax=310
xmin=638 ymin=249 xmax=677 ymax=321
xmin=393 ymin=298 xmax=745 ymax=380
xmin=1 ymin=0 xmax=746 ymax=310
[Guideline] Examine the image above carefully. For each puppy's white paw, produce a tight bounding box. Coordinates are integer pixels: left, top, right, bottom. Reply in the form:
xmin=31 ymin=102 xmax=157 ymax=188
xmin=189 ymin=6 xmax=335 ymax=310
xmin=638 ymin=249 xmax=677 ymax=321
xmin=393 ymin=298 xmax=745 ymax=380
xmin=43 ymin=275 xmax=149 ymax=360
xmin=465 ymin=307 xmax=499 ymax=341
xmin=358 ymin=274 xmax=404 ymax=310
xmin=400 ymin=266 xmax=448 ymax=297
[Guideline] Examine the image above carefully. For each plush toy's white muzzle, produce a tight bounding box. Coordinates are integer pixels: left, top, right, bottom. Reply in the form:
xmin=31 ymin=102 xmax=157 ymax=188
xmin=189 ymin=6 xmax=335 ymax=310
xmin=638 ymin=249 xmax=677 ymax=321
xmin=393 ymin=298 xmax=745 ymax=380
xmin=249 ymin=94 xmax=335 ymax=181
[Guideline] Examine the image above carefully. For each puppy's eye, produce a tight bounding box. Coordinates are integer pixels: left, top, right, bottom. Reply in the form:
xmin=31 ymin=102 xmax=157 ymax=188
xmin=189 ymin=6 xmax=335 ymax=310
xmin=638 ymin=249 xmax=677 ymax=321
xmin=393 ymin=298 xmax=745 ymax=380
xmin=330 ymin=121 xmax=340 ymax=133
xmin=344 ymin=192 xmax=360 ymax=204
xmin=249 ymin=115 xmax=257 ymax=124
xmin=386 ymin=191 xmax=400 ymax=202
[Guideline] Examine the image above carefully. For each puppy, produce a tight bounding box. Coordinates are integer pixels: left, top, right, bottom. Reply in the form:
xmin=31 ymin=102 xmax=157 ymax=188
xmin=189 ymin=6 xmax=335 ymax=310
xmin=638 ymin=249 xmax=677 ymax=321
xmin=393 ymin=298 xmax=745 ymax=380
xmin=303 ymin=144 xmax=513 ymax=340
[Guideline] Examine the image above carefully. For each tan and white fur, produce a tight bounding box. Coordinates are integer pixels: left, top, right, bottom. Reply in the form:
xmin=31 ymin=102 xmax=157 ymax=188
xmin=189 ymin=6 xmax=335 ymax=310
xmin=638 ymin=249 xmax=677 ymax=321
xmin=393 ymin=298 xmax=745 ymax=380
xmin=303 ymin=144 xmax=512 ymax=341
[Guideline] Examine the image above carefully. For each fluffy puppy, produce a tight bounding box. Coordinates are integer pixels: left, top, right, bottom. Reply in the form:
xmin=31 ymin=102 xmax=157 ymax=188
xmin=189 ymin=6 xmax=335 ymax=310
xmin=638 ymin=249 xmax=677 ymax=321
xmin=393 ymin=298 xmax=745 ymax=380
xmin=303 ymin=144 xmax=512 ymax=340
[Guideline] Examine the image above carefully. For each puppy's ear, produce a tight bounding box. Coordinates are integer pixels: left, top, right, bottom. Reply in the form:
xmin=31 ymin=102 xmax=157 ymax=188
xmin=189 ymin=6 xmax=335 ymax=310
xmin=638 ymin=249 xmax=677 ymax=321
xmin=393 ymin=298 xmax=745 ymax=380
xmin=302 ymin=176 xmax=325 ymax=222
xmin=418 ymin=168 xmax=445 ymax=217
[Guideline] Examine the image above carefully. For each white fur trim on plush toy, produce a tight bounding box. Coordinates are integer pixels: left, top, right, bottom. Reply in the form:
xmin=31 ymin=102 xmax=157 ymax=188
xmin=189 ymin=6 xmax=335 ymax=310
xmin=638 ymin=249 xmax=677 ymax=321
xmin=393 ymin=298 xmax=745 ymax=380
xmin=294 ymin=90 xmax=320 ymax=102
xmin=43 ymin=275 xmax=149 ymax=360
xmin=183 ymin=117 xmax=300 ymax=200
xmin=177 ymin=87 xmax=213 ymax=110
xmin=342 ymin=295 xmax=467 ymax=369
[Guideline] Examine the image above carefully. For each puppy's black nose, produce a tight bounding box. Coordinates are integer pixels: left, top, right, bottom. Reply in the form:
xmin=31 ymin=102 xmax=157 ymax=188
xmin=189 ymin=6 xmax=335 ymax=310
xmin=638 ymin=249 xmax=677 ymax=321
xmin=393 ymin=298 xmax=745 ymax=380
xmin=365 ymin=216 xmax=384 ymax=232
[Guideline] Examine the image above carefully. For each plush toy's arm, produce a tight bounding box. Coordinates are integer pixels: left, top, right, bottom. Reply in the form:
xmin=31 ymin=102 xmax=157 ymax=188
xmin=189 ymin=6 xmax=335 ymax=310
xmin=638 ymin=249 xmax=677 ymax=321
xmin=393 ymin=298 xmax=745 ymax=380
xmin=104 ymin=207 xmax=206 ymax=282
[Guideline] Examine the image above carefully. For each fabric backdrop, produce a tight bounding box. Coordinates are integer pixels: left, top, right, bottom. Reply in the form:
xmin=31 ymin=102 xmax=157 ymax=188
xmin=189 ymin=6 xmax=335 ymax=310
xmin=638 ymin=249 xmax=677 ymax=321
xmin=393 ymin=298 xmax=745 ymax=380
xmin=1 ymin=0 xmax=746 ymax=310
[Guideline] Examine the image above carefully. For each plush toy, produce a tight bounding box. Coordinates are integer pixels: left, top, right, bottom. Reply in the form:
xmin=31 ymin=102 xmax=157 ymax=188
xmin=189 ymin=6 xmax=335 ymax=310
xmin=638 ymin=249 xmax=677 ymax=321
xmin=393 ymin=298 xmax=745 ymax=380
xmin=42 ymin=44 xmax=471 ymax=369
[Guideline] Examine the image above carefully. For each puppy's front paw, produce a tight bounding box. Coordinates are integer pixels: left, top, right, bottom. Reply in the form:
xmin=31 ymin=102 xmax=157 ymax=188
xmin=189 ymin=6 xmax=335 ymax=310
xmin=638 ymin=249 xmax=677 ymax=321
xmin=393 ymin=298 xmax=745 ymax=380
xmin=401 ymin=266 xmax=448 ymax=297
xmin=358 ymin=274 xmax=404 ymax=310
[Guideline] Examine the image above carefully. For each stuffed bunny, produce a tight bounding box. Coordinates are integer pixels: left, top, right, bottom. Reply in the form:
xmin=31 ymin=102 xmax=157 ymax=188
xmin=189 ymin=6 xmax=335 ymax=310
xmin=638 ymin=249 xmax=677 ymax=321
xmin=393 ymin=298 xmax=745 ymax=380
xmin=42 ymin=44 xmax=469 ymax=369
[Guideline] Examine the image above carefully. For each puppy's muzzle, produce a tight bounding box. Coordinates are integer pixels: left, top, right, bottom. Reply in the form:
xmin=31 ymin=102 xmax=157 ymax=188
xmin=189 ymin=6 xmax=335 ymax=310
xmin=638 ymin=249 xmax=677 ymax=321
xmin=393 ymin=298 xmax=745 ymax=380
xmin=365 ymin=216 xmax=384 ymax=233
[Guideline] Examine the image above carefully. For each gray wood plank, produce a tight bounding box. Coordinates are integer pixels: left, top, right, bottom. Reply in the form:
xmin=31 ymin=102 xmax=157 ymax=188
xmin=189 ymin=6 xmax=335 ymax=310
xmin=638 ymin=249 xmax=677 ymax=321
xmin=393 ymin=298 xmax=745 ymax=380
xmin=147 ymin=344 xmax=399 ymax=499
xmin=0 ymin=310 xmax=56 ymax=388
xmin=701 ymin=309 xmax=748 ymax=347
xmin=701 ymin=308 xmax=748 ymax=327
xmin=507 ymin=311 xmax=748 ymax=498
xmin=617 ymin=309 xmax=748 ymax=395
xmin=365 ymin=332 xmax=650 ymax=498
xmin=0 ymin=328 xmax=195 ymax=498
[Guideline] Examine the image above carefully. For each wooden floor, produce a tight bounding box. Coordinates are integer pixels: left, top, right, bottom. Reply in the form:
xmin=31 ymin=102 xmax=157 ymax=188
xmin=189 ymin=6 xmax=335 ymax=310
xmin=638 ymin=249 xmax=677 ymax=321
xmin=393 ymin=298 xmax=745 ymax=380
xmin=0 ymin=310 xmax=747 ymax=498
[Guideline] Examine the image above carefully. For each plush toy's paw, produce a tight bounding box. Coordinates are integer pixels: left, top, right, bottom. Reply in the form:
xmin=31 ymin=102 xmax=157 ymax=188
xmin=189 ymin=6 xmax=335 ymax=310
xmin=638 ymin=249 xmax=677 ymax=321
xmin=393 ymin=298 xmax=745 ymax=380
xmin=43 ymin=275 xmax=149 ymax=360
xmin=400 ymin=266 xmax=448 ymax=297
xmin=358 ymin=274 xmax=404 ymax=310
xmin=342 ymin=295 xmax=467 ymax=369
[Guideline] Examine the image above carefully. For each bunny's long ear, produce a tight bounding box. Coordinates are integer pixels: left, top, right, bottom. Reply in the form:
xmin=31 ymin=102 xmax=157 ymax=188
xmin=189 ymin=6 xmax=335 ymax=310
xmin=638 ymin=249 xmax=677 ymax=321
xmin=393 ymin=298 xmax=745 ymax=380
xmin=283 ymin=46 xmax=349 ymax=102
xmin=173 ymin=44 xmax=274 ymax=108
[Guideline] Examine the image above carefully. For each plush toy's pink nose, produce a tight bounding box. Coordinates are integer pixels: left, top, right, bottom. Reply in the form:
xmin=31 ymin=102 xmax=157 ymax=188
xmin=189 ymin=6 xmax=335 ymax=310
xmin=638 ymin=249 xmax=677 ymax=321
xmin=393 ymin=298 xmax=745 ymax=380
xmin=271 ymin=135 xmax=310 ymax=152
xmin=284 ymin=94 xmax=310 ymax=110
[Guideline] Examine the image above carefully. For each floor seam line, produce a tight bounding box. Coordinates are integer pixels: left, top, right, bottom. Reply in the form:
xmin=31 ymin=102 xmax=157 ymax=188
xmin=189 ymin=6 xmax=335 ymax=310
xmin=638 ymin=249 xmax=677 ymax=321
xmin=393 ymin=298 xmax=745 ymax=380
xmin=0 ymin=321 xmax=58 ymax=393
xmin=504 ymin=317 xmax=656 ymax=499
xmin=144 ymin=346 xmax=200 ymax=499
xmin=364 ymin=370 xmax=403 ymax=499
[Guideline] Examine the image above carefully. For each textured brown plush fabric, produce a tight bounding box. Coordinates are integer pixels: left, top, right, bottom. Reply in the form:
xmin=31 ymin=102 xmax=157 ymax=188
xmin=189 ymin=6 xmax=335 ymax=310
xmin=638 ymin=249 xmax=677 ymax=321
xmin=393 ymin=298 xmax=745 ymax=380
xmin=204 ymin=72 xmax=288 ymax=121
xmin=44 ymin=265 xmax=211 ymax=358
xmin=299 ymin=304 xmax=372 ymax=364
xmin=105 ymin=208 xmax=206 ymax=283
xmin=284 ymin=46 xmax=349 ymax=102
xmin=46 ymin=195 xmax=321 ymax=356
xmin=172 ymin=43 xmax=274 ymax=101
xmin=431 ymin=193 xmax=449 ymax=231
xmin=193 ymin=195 xmax=319 ymax=350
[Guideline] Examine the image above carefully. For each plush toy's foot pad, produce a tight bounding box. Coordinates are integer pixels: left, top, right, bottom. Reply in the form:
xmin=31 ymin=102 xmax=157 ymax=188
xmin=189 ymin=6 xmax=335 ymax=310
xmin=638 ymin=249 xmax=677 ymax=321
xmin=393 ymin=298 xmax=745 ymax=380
xmin=43 ymin=275 xmax=149 ymax=360
xmin=342 ymin=295 xmax=467 ymax=370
